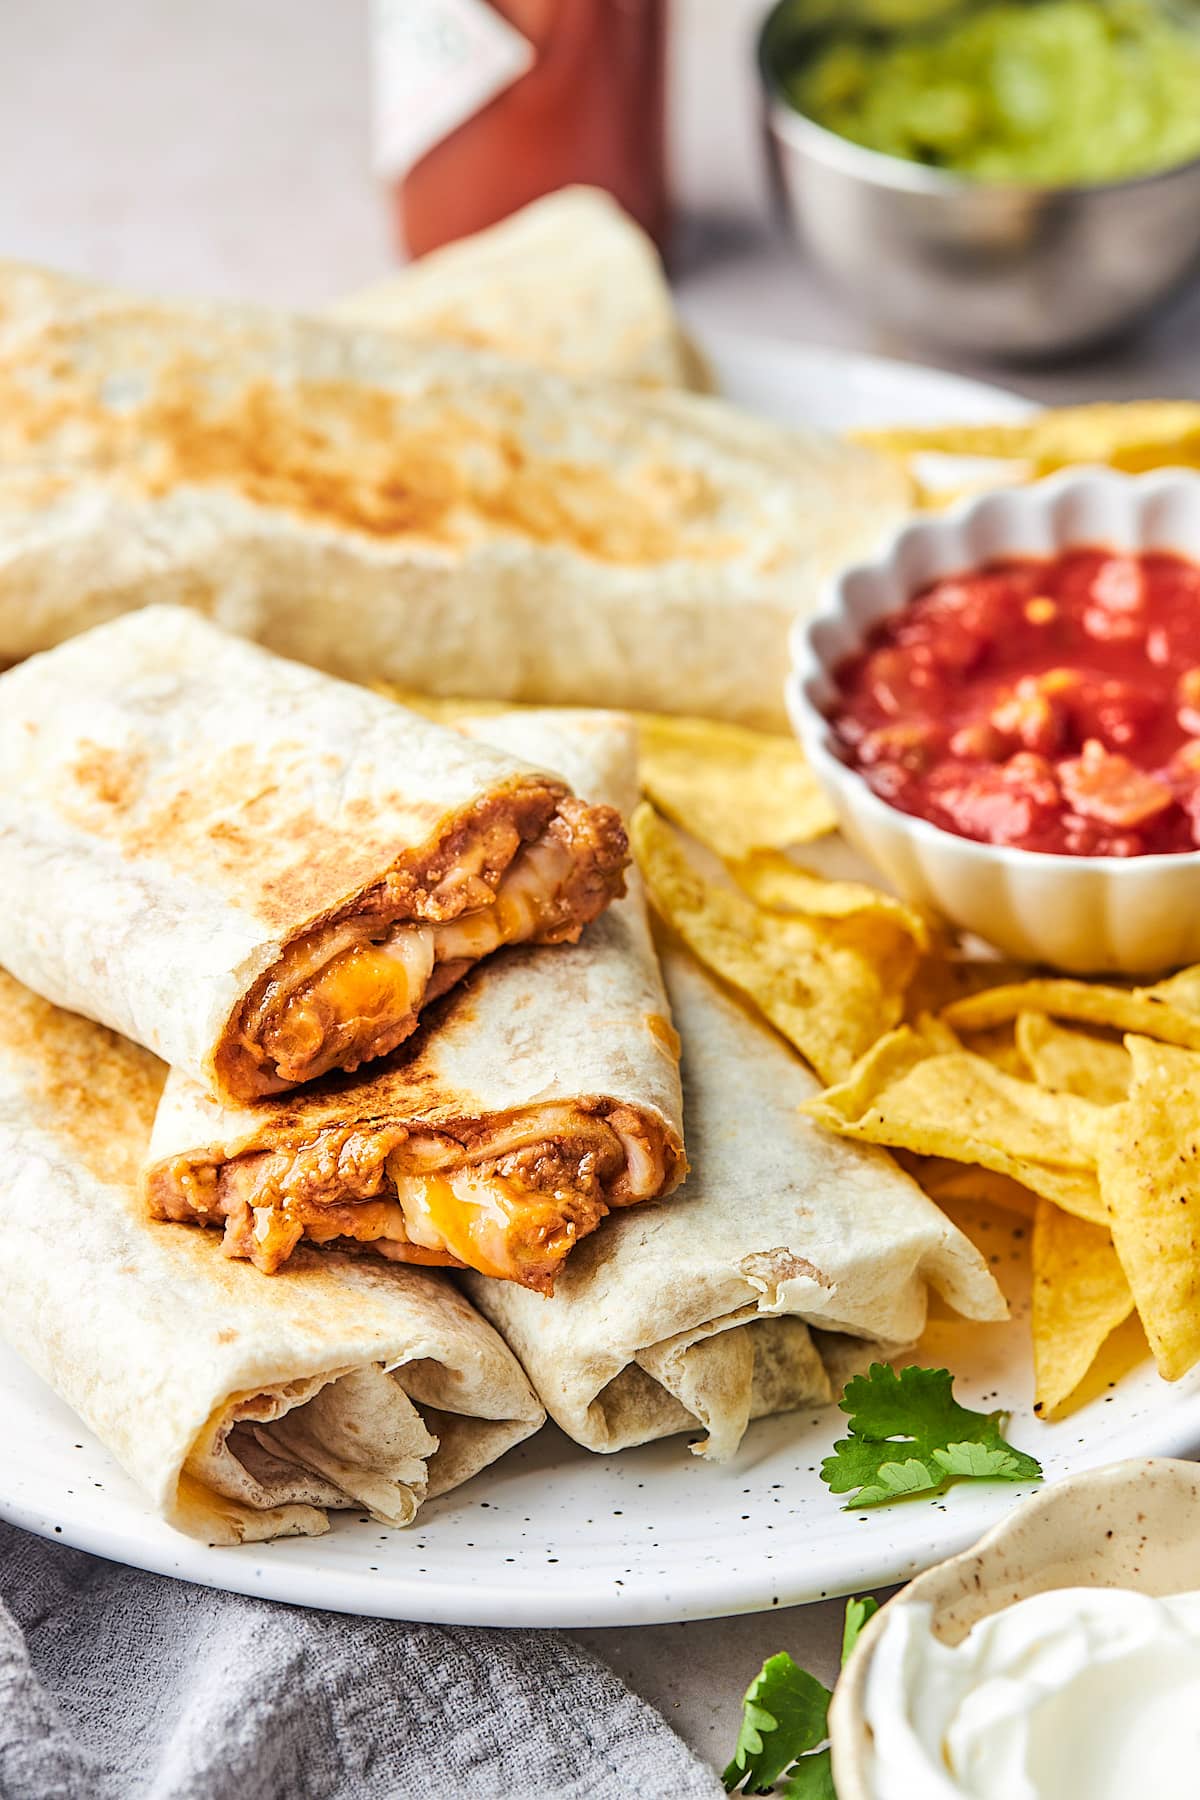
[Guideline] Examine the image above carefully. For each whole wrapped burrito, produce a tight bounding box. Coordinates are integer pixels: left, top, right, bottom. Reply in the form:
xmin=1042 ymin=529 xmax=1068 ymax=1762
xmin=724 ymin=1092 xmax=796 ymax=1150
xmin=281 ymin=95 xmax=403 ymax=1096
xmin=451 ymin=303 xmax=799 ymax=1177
xmin=463 ymin=942 xmax=1007 ymax=1459
xmin=0 ymin=259 xmax=909 ymax=729
xmin=143 ymin=711 xmax=686 ymax=1290
xmin=0 ymin=971 xmax=544 ymax=1543
xmin=0 ymin=607 xmax=626 ymax=1103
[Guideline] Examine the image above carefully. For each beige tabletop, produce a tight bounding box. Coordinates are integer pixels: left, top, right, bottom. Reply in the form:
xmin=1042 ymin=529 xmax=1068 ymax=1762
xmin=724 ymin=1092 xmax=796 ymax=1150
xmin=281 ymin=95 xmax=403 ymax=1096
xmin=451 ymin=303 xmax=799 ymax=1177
xmin=4 ymin=0 xmax=1197 ymax=1774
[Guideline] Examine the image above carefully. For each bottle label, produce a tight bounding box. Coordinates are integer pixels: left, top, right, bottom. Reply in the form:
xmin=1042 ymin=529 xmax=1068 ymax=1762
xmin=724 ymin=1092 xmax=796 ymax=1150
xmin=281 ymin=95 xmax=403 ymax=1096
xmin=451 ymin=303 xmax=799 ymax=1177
xmin=369 ymin=0 xmax=534 ymax=181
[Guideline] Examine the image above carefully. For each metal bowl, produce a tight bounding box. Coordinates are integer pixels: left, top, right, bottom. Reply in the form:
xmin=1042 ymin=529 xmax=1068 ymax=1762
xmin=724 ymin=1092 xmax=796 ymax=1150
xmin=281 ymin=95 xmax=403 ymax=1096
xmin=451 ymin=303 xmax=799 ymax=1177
xmin=758 ymin=0 xmax=1200 ymax=360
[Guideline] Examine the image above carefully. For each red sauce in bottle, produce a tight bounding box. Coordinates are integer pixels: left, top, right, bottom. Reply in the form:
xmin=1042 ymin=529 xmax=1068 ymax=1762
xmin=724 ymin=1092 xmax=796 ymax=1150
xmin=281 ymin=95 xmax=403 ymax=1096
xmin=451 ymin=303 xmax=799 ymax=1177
xmin=397 ymin=0 xmax=668 ymax=257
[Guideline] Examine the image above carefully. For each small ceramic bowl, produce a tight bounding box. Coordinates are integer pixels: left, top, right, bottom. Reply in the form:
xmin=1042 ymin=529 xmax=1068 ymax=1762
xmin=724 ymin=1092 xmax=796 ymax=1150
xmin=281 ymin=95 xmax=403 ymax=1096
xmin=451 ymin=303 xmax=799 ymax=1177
xmin=830 ymin=1456 xmax=1200 ymax=1800
xmin=787 ymin=468 xmax=1200 ymax=975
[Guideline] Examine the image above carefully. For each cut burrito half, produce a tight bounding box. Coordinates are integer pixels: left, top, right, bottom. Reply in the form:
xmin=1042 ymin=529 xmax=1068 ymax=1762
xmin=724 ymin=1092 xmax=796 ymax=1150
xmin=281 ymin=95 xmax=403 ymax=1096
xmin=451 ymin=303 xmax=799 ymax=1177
xmin=462 ymin=940 xmax=1007 ymax=1459
xmin=326 ymin=186 xmax=706 ymax=389
xmin=0 ymin=607 xmax=627 ymax=1103
xmin=143 ymin=710 xmax=686 ymax=1290
xmin=0 ymin=258 xmax=909 ymax=728
xmin=0 ymin=970 xmax=544 ymax=1543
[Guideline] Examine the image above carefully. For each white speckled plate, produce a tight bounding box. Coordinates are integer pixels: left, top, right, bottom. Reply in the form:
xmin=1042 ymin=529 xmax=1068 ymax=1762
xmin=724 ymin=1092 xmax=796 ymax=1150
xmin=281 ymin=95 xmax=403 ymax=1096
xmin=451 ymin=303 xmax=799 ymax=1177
xmin=11 ymin=337 xmax=1195 ymax=1630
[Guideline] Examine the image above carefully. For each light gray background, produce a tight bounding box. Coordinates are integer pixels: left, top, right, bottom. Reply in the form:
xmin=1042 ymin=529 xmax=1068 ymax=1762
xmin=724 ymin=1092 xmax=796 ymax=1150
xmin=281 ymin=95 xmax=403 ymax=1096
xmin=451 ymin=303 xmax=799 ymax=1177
xmin=2 ymin=0 xmax=1196 ymax=1772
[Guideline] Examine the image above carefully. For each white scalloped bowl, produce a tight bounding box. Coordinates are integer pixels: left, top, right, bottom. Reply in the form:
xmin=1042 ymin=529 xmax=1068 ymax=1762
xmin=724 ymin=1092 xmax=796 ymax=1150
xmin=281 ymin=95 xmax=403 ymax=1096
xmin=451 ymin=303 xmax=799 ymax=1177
xmin=829 ymin=1457 xmax=1200 ymax=1800
xmin=787 ymin=469 xmax=1200 ymax=974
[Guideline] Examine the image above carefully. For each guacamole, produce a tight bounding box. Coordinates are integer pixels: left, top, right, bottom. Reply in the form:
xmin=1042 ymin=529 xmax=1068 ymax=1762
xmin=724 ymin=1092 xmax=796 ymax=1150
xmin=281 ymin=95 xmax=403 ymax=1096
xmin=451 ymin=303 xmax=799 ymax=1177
xmin=775 ymin=0 xmax=1200 ymax=184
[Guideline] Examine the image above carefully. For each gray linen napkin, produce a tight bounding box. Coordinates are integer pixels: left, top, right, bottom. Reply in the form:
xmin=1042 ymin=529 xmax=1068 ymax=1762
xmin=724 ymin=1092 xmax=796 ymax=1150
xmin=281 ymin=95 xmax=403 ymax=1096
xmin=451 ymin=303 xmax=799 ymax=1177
xmin=0 ymin=1523 xmax=722 ymax=1800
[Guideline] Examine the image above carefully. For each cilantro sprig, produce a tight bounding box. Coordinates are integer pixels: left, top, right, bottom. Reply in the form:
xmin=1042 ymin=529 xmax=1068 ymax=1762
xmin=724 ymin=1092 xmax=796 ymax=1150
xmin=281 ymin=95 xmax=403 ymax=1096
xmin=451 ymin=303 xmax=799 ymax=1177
xmin=820 ymin=1364 xmax=1042 ymax=1509
xmin=722 ymin=1597 xmax=878 ymax=1795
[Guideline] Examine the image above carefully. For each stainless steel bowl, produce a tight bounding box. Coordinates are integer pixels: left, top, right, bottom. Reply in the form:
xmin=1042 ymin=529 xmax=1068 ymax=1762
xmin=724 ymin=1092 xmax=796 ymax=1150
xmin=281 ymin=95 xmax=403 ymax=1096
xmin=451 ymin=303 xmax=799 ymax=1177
xmin=758 ymin=0 xmax=1200 ymax=360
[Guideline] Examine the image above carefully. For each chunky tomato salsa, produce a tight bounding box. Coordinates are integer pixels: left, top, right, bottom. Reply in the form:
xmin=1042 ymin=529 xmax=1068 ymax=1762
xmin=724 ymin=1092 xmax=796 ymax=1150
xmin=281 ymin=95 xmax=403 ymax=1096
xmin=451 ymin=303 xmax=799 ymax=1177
xmin=830 ymin=549 xmax=1200 ymax=857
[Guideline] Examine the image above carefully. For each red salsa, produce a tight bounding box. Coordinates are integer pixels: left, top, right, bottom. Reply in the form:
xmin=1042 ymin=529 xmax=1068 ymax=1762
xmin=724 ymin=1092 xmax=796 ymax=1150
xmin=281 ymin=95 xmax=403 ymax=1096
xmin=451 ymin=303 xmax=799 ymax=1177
xmin=830 ymin=549 xmax=1200 ymax=857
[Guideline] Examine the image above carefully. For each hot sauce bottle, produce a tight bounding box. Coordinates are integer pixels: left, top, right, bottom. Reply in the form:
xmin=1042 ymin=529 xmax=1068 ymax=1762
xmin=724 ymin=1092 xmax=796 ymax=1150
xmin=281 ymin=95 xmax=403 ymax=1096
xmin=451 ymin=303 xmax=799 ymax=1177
xmin=371 ymin=0 xmax=668 ymax=258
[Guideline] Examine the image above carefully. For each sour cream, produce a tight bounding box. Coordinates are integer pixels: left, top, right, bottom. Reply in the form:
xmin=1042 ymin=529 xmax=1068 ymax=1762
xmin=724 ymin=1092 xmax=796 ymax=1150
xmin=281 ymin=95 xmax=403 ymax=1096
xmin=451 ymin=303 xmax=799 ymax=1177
xmin=863 ymin=1586 xmax=1200 ymax=1799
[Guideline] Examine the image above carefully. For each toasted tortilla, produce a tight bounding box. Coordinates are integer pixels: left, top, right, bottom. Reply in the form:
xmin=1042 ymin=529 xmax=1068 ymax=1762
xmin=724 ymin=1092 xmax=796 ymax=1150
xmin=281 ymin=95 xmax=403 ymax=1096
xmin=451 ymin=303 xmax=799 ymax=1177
xmin=0 ymin=970 xmax=544 ymax=1543
xmin=143 ymin=710 xmax=685 ymax=1288
xmin=463 ymin=940 xmax=1006 ymax=1458
xmin=0 ymin=607 xmax=625 ymax=1102
xmin=0 ymin=259 xmax=909 ymax=728
xmin=326 ymin=186 xmax=705 ymax=389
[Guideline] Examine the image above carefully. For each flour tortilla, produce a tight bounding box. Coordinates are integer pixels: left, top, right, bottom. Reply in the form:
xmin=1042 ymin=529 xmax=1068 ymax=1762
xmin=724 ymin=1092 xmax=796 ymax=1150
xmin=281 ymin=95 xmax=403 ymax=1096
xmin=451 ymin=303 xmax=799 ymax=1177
xmin=0 ymin=971 xmax=543 ymax=1543
xmin=0 ymin=605 xmax=591 ymax=1100
xmin=326 ymin=186 xmax=706 ymax=389
xmin=464 ymin=942 xmax=1007 ymax=1458
xmin=144 ymin=710 xmax=686 ymax=1282
xmin=0 ymin=259 xmax=909 ymax=727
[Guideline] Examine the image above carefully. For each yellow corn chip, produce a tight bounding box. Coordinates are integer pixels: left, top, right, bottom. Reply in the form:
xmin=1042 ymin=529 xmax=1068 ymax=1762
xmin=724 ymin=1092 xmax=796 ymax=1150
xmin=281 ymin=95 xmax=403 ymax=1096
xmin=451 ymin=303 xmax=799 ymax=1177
xmin=636 ymin=716 xmax=835 ymax=861
xmin=631 ymin=804 xmax=918 ymax=1083
xmin=943 ymin=977 xmax=1200 ymax=1052
xmin=854 ymin=401 xmax=1200 ymax=475
xmin=1031 ymin=1200 xmax=1135 ymax=1420
xmin=1149 ymin=964 xmax=1200 ymax=1014
xmin=958 ymin=1023 xmax=1030 ymax=1081
xmin=912 ymin=1156 xmax=1038 ymax=1219
xmin=730 ymin=850 xmax=931 ymax=949
xmin=1098 ymin=1038 xmax=1200 ymax=1382
xmin=804 ymin=1020 xmax=1107 ymax=1224
xmin=905 ymin=955 xmax=1032 ymax=1020
xmin=1016 ymin=1013 xmax=1131 ymax=1106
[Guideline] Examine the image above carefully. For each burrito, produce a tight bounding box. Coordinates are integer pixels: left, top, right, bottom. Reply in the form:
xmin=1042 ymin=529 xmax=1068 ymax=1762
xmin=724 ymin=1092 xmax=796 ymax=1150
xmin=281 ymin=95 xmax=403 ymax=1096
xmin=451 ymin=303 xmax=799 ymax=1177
xmin=0 ymin=607 xmax=627 ymax=1102
xmin=463 ymin=942 xmax=1007 ymax=1459
xmin=0 ymin=259 xmax=909 ymax=728
xmin=326 ymin=186 xmax=705 ymax=389
xmin=0 ymin=970 xmax=544 ymax=1543
xmin=143 ymin=711 xmax=686 ymax=1290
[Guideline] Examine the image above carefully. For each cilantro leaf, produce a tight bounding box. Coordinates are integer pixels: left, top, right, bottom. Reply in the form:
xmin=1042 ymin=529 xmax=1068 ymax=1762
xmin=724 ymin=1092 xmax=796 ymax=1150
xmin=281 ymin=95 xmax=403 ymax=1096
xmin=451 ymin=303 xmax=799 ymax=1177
xmin=779 ymin=1747 xmax=836 ymax=1799
xmin=724 ymin=1596 xmax=879 ymax=1794
xmin=820 ymin=1364 xmax=1042 ymax=1510
xmin=840 ymin=1595 xmax=879 ymax=1665
xmin=722 ymin=1653 xmax=829 ymax=1793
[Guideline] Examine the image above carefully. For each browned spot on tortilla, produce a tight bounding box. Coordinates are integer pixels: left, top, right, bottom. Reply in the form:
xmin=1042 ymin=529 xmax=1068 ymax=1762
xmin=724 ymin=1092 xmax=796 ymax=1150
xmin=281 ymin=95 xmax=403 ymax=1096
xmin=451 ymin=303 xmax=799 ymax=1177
xmin=70 ymin=740 xmax=148 ymax=810
xmin=59 ymin=741 xmax=451 ymax=931
xmin=645 ymin=1012 xmax=682 ymax=1061
xmin=216 ymin=1328 xmax=239 ymax=1344
xmin=0 ymin=970 xmax=165 ymax=1189
xmin=0 ymin=311 xmax=748 ymax=566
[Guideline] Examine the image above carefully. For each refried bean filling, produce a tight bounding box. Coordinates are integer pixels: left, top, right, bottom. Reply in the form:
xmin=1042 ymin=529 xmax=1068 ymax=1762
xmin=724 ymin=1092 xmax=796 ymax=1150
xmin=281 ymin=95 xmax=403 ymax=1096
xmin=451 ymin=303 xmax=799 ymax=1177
xmin=223 ymin=793 xmax=628 ymax=1096
xmin=148 ymin=1103 xmax=672 ymax=1292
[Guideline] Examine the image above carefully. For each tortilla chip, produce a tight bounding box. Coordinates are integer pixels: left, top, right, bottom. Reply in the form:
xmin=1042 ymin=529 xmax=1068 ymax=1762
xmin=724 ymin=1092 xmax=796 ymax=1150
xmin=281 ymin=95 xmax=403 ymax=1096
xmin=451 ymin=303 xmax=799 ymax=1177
xmin=636 ymin=717 xmax=835 ymax=860
xmin=1098 ymin=1038 xmax=1200 ymax=1382
xmin=730 ymin=850 xmax=930 ymax=949
xmin=1031 ymin=1200 xmax=1135 ymax=1420
xmin=631 ymin=804 xmax=917 ymax=1083
xmin=913 ymin=1156 xmax=1038 ymax=1219
xmin=905 ymin=955 xmax=1032 ymax=1020
xmin=957 ymin=1023 xmax=1030 ymax=1081
xmin=1016 ymin=1013 xmax=1131 ymax=1106
xmin=943 ymin=976 xmax=1200 ymax=1052
xmin=804 ymin=1019 xmax=1107 ymax=1224
xmin=1148 ymin=964 xmax=1200 ymax=1014
xmin=854 ymin=402 xmax=1200 ymax=475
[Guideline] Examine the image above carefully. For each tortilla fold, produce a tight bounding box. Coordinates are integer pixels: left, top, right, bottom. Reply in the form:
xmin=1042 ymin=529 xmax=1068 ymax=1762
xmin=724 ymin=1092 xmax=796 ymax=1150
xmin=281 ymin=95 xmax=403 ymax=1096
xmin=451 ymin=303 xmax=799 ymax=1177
xmin=143 ymin=711 xmax=686 ymax=1290
xmin=463 ymin=943 xmax=1006 ymax=1458
xmin=0 ymin=972 xmax=544 ymax=1543
xmin=0 ymin=607 xmax=627 ymax=1103
xmin=326 ymin=186 xmax=705 ymax=389
xmin=0 ymin=259 xmax=908 ymax=728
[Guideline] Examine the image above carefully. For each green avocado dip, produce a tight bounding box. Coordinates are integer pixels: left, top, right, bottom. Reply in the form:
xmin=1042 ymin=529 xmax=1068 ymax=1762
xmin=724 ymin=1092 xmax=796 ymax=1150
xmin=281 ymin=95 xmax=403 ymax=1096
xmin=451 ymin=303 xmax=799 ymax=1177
xmin=771 ymin=0 xmax=1200 ymax=184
